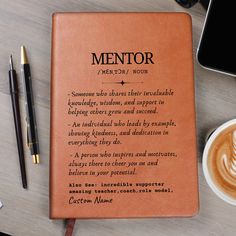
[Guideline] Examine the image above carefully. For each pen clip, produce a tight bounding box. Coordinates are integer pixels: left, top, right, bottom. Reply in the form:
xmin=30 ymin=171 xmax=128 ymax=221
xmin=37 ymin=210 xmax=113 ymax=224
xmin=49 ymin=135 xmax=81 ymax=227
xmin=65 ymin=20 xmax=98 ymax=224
xmin=25 ymin=118 xmax=30 ymax=148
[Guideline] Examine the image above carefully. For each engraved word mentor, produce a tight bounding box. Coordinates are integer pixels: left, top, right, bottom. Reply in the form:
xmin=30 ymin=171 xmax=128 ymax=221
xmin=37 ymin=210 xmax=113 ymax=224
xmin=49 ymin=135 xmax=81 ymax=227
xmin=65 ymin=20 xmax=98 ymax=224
xmin=92 ymin=52 xmax=154 ymax=65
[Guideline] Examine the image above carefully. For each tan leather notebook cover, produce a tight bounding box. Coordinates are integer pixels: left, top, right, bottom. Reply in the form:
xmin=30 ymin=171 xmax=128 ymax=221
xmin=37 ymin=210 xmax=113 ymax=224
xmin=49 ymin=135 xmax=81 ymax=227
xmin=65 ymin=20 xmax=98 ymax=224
xmin=50 ymin=12 xmax=199 ymax=219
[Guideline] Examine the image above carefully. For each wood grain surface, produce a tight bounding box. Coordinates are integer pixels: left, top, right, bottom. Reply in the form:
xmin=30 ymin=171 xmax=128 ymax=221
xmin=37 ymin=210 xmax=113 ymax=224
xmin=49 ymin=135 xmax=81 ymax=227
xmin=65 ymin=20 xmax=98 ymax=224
xmin=0 ymin=1 xmax=236 ymax=236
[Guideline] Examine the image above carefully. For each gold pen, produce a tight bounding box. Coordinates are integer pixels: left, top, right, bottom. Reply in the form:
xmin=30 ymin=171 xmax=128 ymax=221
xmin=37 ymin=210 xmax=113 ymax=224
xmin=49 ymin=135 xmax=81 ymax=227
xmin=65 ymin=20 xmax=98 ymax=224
xmin=21 ymin=46 xmax=40 ymax=164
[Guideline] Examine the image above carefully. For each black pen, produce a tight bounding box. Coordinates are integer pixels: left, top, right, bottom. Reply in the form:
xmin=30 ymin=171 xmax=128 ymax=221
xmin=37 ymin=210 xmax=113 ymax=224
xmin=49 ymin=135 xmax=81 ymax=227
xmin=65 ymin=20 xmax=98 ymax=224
xmin=21 ymin=46 xmax=40 ymax=164
xmin=9 ymin=55 xmax=27 ymax=188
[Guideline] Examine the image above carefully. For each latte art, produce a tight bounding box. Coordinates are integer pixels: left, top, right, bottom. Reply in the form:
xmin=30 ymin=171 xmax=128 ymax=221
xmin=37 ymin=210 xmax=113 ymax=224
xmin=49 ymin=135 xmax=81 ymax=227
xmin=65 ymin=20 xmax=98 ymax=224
xmin=208 ymin=126 xmax=236 ymax=199
xmin=222 ymin=153 xmax=236 ymax=178
xmin=219 ymin=131 xmax=236 ymax=185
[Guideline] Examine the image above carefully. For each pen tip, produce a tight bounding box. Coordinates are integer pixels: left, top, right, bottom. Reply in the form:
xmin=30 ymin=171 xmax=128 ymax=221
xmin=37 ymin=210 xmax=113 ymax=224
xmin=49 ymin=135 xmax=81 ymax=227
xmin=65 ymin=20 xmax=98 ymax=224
xmin=32 ymin=154 xmax=40 ymax=164
xmin=9 ymin=55 xmax=13 ymax=70
xmin=21 ymin=46 xmax=28 ymax=64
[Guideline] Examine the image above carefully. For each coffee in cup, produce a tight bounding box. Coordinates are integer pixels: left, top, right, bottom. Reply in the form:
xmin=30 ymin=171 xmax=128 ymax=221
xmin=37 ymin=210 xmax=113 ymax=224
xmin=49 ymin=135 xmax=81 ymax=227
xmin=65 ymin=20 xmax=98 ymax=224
xmin=203 ymin=119 xmax=236 ymax=205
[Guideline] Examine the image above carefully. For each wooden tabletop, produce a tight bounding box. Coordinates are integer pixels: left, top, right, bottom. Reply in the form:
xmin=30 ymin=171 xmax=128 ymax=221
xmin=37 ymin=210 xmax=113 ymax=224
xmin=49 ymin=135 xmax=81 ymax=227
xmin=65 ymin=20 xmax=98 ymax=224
xmin=0 ymin=1 xmax=236 ymax=235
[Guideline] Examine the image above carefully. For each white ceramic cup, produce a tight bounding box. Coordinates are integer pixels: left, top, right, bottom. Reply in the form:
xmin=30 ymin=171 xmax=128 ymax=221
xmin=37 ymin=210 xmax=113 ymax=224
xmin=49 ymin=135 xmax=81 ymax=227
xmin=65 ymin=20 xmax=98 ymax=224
xmin=202 ymin=119 xmax=236 ymax=205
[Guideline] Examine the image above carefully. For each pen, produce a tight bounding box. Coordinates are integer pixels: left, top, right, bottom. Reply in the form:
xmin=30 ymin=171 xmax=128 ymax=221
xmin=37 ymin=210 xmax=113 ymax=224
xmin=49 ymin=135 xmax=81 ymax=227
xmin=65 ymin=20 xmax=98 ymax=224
xmin=21 ymin=46 xmax=40 ymax=164
xmin=9 ymin=55 xmax=27 ymax=188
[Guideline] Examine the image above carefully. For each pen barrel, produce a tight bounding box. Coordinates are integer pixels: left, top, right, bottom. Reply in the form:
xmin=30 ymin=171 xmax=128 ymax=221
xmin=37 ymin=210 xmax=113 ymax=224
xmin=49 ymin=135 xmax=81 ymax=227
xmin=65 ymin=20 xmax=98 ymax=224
xmin=9 ymin=70 xmax=27 ymax=188
xmin=9 ymin=70 xmax=18 ymax=93
xmin=21 ymin=64 xmax=40 ymax=155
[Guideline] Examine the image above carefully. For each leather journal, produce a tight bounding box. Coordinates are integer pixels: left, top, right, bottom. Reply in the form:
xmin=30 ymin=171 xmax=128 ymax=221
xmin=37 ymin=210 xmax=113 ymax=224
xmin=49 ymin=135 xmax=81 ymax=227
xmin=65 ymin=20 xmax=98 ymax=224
xmin=50 ymin=12 xmax=199 ymax=219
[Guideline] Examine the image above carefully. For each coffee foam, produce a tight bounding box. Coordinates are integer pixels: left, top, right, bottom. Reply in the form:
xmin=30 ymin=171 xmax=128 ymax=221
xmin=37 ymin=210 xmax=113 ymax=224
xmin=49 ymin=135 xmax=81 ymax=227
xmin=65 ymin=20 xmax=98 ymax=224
xmin=208 ymin=126 xmax=236 ymax=199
